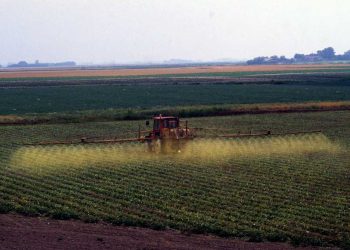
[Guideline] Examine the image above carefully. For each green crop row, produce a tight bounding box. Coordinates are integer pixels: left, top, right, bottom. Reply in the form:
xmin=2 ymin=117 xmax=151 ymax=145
xmin=1 ymin=81 xmax=350 ymax=115
xmin=0 ymin=111 xmax=350 ymax=248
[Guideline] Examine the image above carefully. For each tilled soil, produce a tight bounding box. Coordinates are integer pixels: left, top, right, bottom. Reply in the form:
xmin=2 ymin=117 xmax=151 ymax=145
xmin=1 ymin=64 xmax=349 ymax=79
xmin=0 ymin=214 xmax=337 ymax=250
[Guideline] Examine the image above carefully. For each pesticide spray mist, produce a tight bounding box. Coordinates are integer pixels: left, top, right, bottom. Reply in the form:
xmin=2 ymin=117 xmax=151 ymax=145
xmin=10 ymin=134 xmax=342 ymax=171
xmin=10 ymin=143 xmax=150 ymax=170
xmin=180 ymin=134 xmax=342 ymax=160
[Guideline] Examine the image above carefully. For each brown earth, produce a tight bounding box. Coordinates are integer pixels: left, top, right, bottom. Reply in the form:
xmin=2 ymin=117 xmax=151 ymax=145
xmin=1 ymin=64 xmax=350 ymax=79
xmin=0 ymin=214 xmax=336 ymax=250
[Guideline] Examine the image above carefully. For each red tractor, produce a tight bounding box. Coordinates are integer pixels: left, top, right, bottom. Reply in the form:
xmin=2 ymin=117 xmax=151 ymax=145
xmin=144 ymin=115 xmax=195 ymax=153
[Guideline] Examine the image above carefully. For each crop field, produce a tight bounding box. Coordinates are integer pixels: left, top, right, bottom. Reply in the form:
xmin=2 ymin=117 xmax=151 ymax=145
xmin=2 ymin=81 xmax=350 ymax=115
xmin=1 ymin=64 xmax=350 ymax=79
xmin=1 ymin=65 xmax=350 ymax=117
xmin=1 ymin=111 xmax=350 ymax=248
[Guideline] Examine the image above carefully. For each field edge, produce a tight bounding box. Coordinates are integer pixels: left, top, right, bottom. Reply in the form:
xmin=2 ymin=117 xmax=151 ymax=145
xmin=0 ymin=213 xmax=339 ymax=250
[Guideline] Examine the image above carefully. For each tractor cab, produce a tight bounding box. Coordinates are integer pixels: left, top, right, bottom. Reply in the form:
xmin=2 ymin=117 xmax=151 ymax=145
xmin=144 ymin=114 xmax=193 ymax=153
xmin=145 ymin=114 xmax=192 ymax=153
xmin=152 ymin=115 xmax=179 ymax=137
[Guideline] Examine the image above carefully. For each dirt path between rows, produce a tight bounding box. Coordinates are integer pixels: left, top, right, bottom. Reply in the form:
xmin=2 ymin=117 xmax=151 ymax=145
xmin=0 ymin=214 xmax=336 ymax=250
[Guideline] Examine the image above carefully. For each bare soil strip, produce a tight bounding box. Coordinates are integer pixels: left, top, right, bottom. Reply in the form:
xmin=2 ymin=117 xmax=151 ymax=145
xmin=1 ymin=64 xmax=350 ymax=79
xmin=0 ymin=214 xmax=334 ymax=250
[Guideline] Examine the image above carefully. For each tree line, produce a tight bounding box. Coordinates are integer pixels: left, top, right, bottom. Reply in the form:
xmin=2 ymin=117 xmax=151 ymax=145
xmin=247 ymin=47 xmax=350 ymax=65
xmin=6 ymin=60 xmax=76 ymax=68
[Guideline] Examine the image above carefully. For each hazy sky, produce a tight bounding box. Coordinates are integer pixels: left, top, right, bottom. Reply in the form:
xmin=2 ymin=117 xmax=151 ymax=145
xmin=0 ymin=0 xmax=350 ymax=65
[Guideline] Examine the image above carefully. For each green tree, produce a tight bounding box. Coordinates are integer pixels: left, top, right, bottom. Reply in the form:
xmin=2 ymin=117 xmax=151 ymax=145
xmin=317 ymin=47 xmax=335 ymax=60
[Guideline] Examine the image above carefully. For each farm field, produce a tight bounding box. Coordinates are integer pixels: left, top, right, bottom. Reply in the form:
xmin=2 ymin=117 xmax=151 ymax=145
xmin=1 ymin=64 xmax=350 ymax=79
xmin=1 ymin=111 xmax=350 ymax=248
xmin=2 ymin=79 xmax=350 ymax=115
xmin=1 ymin=65 xmax=350 ymax=118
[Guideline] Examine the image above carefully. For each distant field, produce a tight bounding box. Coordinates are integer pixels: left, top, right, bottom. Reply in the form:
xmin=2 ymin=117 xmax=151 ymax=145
xmin=1 ymin=64 xmax=350 ymax=79
xmin=1 ymin=111 xmax=349 ymax=248
xmin=0 ymin=64 xmax=350 ymax=118
xmin=1 ymin=82 xmax=350 ymax=115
